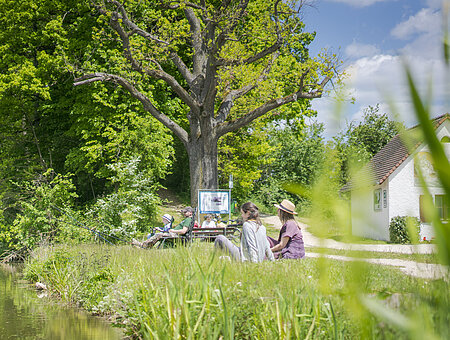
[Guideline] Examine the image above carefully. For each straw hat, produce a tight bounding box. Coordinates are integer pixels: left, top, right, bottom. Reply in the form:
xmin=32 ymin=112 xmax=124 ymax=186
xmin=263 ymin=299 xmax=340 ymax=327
xmin=274 ymin=199 xmax=297 ymax=215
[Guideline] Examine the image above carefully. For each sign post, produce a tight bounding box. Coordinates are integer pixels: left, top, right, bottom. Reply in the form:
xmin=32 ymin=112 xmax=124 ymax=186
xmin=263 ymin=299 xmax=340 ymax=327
xmin=228 ymin=175 xmax=233 ymax=221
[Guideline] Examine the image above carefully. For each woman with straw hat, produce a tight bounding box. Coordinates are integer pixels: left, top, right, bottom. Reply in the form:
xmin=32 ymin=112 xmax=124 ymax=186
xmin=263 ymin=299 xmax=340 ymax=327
xmin=268 ymin=199 xmax=305 ymax=259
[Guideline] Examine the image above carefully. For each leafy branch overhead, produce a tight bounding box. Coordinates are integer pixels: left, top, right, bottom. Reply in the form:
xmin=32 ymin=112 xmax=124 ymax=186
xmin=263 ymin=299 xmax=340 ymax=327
xmin=71 ymin=0 xmax=342 ymax=202
xmin=74 ymin=0 xmax=339 ymax=143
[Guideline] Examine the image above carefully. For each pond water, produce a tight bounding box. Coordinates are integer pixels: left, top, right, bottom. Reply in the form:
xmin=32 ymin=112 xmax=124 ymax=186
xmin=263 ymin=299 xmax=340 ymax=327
xmin=0 ymin=264 xmax=123 ymax=340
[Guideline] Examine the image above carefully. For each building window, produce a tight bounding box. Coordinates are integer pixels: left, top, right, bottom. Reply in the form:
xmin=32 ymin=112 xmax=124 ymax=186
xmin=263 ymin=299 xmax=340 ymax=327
xmin=374 ymin=189 xmax=382 ymax=211
xmin=435 ymin=195 xmax=449 ymax=221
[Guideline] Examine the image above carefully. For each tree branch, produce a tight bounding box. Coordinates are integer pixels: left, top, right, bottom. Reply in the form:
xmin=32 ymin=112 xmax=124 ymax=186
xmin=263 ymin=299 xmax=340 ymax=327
xmin=108 ymin=1 xmax=195 ymax=86
xmin=107 ymin=5 xmax=199 ymax=113
xmin=158 ymin=0 xmax=206 ymax=11
xmin=74 ymin=73 xmax=189 ymax=144
xmin=216 ymin=75 xmax=331 ymax=136
xmin=217 ymin=0 xmax=283 ymax=67
xmin=216 ymin=51 xmax=280 ymax=123
xmin=184 ymin=7 xmax=205 ymax=76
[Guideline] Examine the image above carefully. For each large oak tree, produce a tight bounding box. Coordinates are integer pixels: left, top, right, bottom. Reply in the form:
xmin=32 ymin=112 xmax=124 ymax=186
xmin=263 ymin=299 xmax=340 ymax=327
xmin=74 ymin=0 xmax=340 ymax=204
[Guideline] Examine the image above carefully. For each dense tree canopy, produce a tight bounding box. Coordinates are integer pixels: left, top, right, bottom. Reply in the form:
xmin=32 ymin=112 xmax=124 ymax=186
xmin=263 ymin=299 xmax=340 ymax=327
xmin=0 ymin=0 xmax=344 ymax=255
xmin=332 ymin=105 xmax=405 ymax=185
xmin=73 ymin=0 xmax=341 ymax=203
xmin=252 ymin=121 xmax=326 ymax=212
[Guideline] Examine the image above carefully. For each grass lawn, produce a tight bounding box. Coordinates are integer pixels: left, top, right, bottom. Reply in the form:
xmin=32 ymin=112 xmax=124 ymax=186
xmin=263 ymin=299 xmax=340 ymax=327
xmin=23 ymin=242 xmax=449 ymax=339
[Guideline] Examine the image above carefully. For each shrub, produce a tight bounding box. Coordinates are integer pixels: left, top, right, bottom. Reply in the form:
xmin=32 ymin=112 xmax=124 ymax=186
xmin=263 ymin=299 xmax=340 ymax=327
xmin=389 ymin=216 xmax=420 ymax=244
xmin=87 ymin=157 xmax=160 ymax=241
xmin=0 ymin=170 xmax=79 ymax=253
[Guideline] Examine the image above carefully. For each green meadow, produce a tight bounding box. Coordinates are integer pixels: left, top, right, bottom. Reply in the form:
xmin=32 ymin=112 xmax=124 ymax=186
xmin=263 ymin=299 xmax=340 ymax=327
xmin=23 ymin=242 xmax=449 ymax=339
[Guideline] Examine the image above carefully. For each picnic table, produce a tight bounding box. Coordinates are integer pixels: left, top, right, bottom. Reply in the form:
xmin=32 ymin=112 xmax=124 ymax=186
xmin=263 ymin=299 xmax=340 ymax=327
xmin=192 ymin=224 xmax=242 ymax=241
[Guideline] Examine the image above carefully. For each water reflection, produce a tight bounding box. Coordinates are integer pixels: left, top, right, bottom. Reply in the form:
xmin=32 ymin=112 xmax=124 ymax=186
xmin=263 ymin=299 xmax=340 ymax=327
xmin=0 ymin=264 xmax=122 ymax=340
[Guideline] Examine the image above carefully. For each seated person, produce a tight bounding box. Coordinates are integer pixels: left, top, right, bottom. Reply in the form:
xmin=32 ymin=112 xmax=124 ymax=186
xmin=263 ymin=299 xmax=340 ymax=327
xmin=214 ymin=202 xmax=274 ymax=263
xmin=201 ymin=214 xmax=216 ymax=228
xmin=267 ymin=199 xmax=305 ymax=259
xmin=132 ymin=207 xmax=194 ymax=249
xmin=154 ymin=214 xmax=174 ymax=233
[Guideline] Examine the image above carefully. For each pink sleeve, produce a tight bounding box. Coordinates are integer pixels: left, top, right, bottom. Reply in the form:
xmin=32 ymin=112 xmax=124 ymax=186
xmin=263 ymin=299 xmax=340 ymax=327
xmin=280 ymin=221 xmax=297 ymax=239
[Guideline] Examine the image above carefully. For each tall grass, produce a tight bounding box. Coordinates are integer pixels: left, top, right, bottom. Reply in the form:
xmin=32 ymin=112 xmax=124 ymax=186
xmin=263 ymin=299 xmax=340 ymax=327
xmin=24 ymin=241 xmax=443 ymax=339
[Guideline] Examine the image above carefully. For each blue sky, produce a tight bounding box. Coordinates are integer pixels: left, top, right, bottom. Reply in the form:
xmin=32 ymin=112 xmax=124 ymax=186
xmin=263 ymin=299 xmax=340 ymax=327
xmin=300 ymin=0 xmax=449 ymax=137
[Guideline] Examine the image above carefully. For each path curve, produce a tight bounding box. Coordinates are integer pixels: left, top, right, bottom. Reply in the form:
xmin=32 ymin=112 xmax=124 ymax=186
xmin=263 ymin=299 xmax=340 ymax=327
xmin=307 ymin=253 xmax=448 ymax=280
xmin=260 ymin=215 xmax=436 ymax=254
xmin=260 ymin=215 xmax=447 ymax=280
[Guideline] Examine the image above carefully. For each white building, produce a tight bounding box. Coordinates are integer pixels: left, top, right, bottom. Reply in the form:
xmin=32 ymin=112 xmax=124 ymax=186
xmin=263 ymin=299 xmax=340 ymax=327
xmin=343 ymin=114 xmax=450 ymax=241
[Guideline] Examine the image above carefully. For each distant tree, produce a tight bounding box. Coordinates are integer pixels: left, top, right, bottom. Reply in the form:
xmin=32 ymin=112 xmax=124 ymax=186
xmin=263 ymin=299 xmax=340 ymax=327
xmin=73 ymin=0 xmax=341 ymax=204
xmin=333 ymin=105 xmax=405 ymax=184
xmin=253 ymin=121 xmax=326 ymax=212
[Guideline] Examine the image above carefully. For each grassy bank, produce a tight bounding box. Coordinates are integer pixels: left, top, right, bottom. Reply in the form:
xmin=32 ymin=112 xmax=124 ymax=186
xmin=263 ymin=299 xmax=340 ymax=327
xmin=23 ymin=242 xmax=449 ymax=339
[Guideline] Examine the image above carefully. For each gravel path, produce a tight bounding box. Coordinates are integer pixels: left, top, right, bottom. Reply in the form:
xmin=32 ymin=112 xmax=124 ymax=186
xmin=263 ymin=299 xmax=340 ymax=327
xmin=260 ymin=215 xmax=448 ymax=280
xmin=306 ymin=252 xmax=448 ymax=280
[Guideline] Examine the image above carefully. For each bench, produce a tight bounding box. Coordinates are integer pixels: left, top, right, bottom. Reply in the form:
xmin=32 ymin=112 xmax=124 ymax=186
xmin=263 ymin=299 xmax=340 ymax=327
xmin=192 ymin=224 xmax=242 ymax=241
xmin=155 ymin=208 xmax=197 ymax=248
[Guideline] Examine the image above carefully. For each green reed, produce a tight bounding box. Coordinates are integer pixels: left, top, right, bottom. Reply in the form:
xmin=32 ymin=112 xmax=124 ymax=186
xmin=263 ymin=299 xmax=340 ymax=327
xmin=23 ymin=241 xmax=441 ymax=339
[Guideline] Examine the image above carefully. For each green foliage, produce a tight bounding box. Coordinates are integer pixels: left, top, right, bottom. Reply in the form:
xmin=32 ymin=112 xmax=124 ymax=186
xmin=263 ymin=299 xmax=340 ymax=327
xmin=0 ymin=170 xmax=80 ymax=251
xmin=252 ymin=122 xmax=326 ymax=213
xmin=218 ymin=118 xmax=276 ymax=201
xmin=333 ymin=105 xmax=404 ymax=184
xmin=87 ymin=157 xmax=160 ymax=240
xmin=389 ymin=216 xmax=420 ymax=244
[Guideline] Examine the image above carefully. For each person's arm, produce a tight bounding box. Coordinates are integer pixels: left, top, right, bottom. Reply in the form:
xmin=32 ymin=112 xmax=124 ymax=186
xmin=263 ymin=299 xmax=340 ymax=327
xmin=170 ymin=226 xmax=188 ymax=234
xmin=271 ymin=236 xmax=289 ymax=252
xmin=169 ymin=218 xmax=190 ymax=235
xmin=265 ymin=239 xmax=275 ymax=261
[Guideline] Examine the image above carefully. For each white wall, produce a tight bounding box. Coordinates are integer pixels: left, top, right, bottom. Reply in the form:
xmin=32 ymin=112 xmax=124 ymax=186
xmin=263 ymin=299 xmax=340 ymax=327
xmin=351 ymin=181 xmax=389 ymax=240
xmin=351 ymin=118 xmax=450 ymax=241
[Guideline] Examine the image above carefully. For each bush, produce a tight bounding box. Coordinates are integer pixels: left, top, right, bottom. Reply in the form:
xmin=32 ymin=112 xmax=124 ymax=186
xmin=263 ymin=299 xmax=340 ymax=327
xmin=389 ymin=216 xmax=420 ymax=244
xmin=87 ymin=157 xmax=160 ymax=240
xmin=0 ymin=170 xmax=79 ymax=253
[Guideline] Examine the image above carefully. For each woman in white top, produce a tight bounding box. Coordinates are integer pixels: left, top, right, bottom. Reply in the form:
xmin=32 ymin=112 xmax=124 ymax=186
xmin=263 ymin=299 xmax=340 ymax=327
xmin=214 ymin=202 xmax=274 ymax=262
xmin=201 ymin=214 xmax=216 ymax=228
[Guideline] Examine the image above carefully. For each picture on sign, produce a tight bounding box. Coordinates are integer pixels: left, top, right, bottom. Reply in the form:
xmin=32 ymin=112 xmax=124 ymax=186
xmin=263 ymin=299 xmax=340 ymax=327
xmin=198 ymin=190 xmax=230 ymax=214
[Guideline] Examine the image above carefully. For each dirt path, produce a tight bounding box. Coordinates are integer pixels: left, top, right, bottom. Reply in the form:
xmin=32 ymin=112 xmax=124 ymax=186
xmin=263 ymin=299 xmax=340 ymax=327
xmin=260 ymin=215 xmax=447 ymax=280
xmin=307 ymin=252 xmax=448 ymax=280
xmin=261 ymin=216 xmax=436 ymax=254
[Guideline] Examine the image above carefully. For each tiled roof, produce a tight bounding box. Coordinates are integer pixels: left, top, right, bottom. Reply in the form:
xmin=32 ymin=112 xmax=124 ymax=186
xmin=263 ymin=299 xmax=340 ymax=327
xmin=341 ymin=113 xmax=449 ymax=192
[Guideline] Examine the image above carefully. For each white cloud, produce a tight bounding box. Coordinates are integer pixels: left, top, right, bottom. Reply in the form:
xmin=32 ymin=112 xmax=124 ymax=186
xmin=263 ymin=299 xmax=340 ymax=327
xmin=391 ymin=8 xmax=441 ymax=39
xmin=313 ymin=3 xmax=449 ymax=139
xmin=314 ymin=52 xmax=449 ymax=139
xmin=426 ymin=0 xmax=445 ymax=10
xmin=345 ymin=42 xmax=380 ymax=58
xmin=325 ymin=0 xmax=391 ymax=8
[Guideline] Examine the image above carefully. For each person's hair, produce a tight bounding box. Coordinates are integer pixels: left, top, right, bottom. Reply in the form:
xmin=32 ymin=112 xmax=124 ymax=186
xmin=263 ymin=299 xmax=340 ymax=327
xmin=241 ymin=202 xmax=261 ymax=225
xmin=278 ymin=209 xmax=297 ymax=226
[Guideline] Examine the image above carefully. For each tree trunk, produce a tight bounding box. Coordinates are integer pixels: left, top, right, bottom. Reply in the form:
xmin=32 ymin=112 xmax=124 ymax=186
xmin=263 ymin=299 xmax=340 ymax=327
xmin=186 ymin=133 xmax=218 ymax=206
